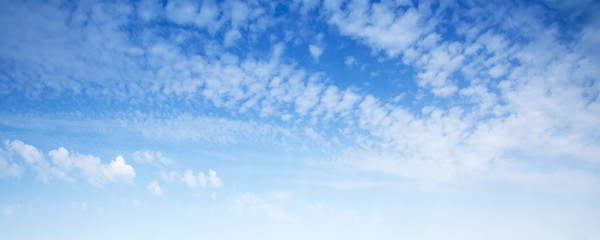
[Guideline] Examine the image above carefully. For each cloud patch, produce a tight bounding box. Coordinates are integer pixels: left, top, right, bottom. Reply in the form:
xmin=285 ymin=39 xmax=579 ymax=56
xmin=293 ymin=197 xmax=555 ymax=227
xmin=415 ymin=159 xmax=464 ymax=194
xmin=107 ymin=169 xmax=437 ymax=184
xmin=133 ymin=150 xmax=173 ymax=167
xmin=161 ymin=169 xmax=222 ymax=188
xmin=309 ymin=44 xmax=323 ymax=60
xmin=147 ymin=181 xmax=163 ymax=196
xmin=1 ymin=140 xmax=136 ymax=186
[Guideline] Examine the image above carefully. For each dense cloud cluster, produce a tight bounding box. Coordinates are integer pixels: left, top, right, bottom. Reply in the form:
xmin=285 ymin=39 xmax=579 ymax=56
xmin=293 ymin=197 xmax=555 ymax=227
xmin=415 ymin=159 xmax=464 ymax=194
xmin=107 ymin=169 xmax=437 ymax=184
xmin=0 ymin=0 xmax=598 ymax=189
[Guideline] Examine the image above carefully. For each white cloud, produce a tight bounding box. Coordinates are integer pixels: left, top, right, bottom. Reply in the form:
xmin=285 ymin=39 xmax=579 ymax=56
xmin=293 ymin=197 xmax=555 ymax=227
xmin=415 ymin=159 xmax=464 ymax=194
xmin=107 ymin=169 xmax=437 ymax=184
xmin=162 ymin=169 xmax=222 ymax=189
xmin=309 ymin=44 xmax=323 ymax=60
xmin=326 ymin=0 xmax=424 ymax=57
xmin=196 ymin=1 xmax=220 ymax=28
xmin=184 ymin=169 xmax=207 ymax=188
xmin=132 ymin=150 xmax=173 ymax=166
xmin=165 ymin=0 xmax=200 ymax=25
xmin=3 ymin=140 xmax=49 ymax=180
xmin=344 ymin=56 xmax=357 ymax=66
xmin=226 ymin=0 xmax=250 ymax=28
xmin=0 ymin=0 xmax=598 ymax=193
xmin=0 ymin=147 xmax=22 ymax=178
xmin=0 ymin=142 xmax=139 ymax=186
xmin=224 ymin=29 xmax=242 ymax=47
xmin=137 ymin=0 xmax=162 ymax=21
xmin=160 ymin=170 xmax=180 ymax=182
xmin=48 ymin=148 xmax=136 ymax=186
xmin=4 ymin=140 xmax=44 ymax=166
xmin=106 ymin=156 xmax=136 ymax=185
xmin=207 ymin=169 xmax=222 ymax=188
xmin=147 ymin=181 xmax=163 ymax=196
xmin=295 ymin=81 xmax=323 ymax=115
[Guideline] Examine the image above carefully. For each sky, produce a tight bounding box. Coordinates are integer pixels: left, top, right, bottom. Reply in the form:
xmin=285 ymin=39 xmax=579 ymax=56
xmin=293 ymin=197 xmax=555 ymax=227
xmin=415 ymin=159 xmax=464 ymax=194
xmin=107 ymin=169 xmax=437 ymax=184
xmin=0 ymin=0 xmax=599 ymax=239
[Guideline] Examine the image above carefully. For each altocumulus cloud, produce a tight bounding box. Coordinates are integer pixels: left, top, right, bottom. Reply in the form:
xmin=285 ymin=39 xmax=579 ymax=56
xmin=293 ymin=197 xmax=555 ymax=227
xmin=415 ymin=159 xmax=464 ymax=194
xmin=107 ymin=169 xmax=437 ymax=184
xmin=0 ymin=0 xmax=598 ymax=191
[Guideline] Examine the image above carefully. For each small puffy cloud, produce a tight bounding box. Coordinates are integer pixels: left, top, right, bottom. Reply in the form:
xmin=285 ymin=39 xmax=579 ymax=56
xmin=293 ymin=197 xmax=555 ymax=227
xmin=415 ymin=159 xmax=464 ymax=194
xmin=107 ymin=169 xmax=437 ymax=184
xmin=224 ymin=29 xmax=242 ymax=47
xmin=106 ymin=156 xmax=136 ymax=185
xmin=309 ymin=44 xmax=323 ymax=60
xmin=295 ymin=81 xmax=323 ymax=115
xmin=226 ymin=0 xmax=250 ymax=28
xmin=184 ymin=169 xmax=207 ymax=188
xmin=160 ymin=170 xmax=180 ymax=182
xmin=147 ymin=181 xmax=163 ymax=196
xmin=344 ymin=56 xmax=357 ymax=66
xmin=208 ymin=169 xmax=222 ymax=188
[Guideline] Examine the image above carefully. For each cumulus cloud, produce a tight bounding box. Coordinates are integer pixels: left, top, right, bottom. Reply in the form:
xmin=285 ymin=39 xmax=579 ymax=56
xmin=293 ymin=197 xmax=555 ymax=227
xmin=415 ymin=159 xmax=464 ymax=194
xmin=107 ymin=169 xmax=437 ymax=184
xmin=105 ymin=156 xmax=136 ymax=185
xmin=48 ymin=148 xmax=136 ymax=186
xmin=3 ymin=140 xmax=49 ymax=180
xmin=0 ymin=140 xmax=136 ymax=186
xmin=147 ymin=181 xmax=163 ymax=196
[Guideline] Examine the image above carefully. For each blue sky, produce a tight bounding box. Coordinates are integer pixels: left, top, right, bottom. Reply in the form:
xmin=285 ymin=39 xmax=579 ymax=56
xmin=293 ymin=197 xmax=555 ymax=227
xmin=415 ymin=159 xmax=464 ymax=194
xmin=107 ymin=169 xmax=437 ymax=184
xmin=1 ymin=0 xmax=599 ymax=239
